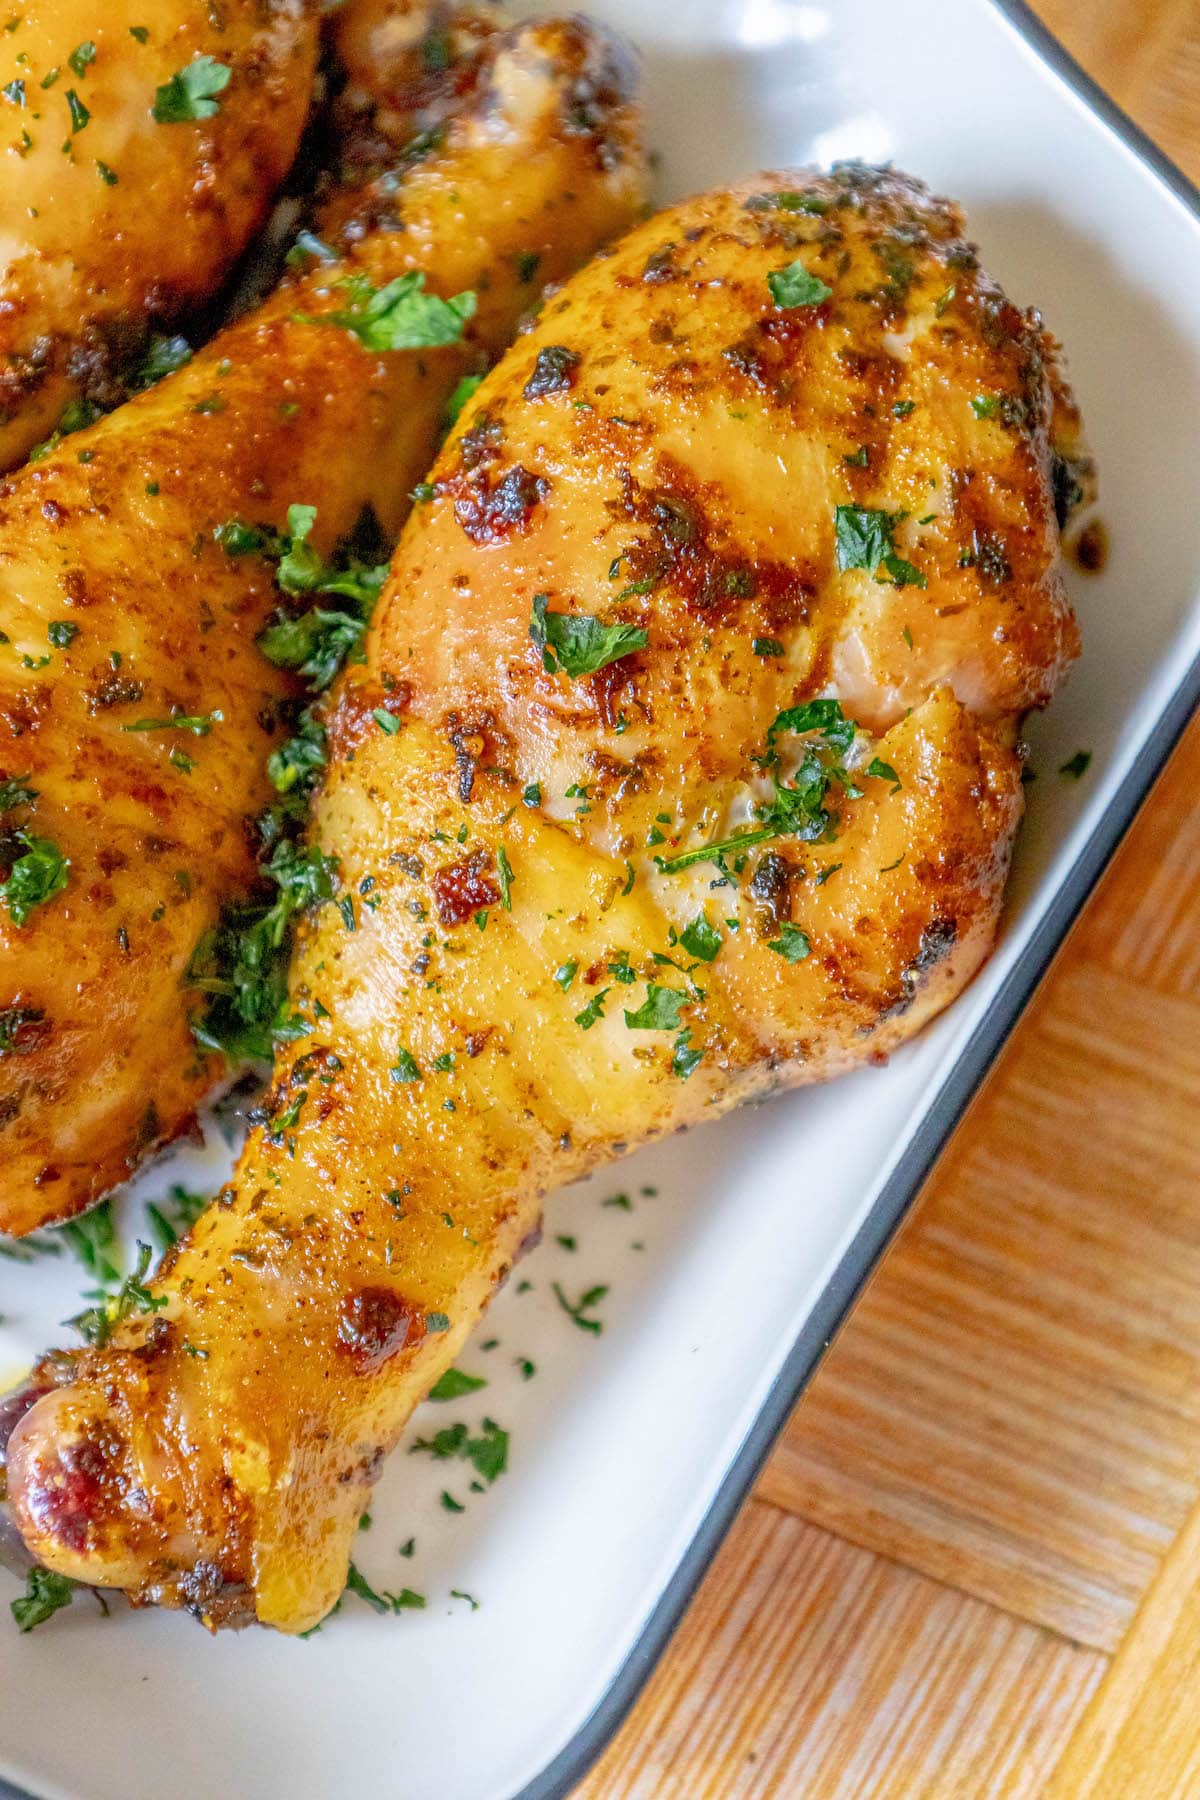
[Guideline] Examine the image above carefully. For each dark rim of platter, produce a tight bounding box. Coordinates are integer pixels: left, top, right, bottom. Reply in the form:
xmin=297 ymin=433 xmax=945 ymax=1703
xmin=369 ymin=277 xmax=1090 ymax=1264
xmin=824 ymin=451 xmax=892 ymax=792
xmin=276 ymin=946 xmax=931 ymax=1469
xmin=1 ymin=6 xmax=1198 ymax=1800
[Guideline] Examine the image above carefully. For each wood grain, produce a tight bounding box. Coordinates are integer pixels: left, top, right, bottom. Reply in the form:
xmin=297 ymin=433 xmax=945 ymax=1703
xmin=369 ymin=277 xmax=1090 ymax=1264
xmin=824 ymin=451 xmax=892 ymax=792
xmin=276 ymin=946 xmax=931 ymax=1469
xmin=760 ymin=947 xmax=1200 ymax=1652
xmin=1045 ymin=1499 xmax=1200 ymax=1798
xmin=574 ymin=4 xmax=1200 ymax=1794
xmin=579 ymin=1501 xmax=1105 ymax=1800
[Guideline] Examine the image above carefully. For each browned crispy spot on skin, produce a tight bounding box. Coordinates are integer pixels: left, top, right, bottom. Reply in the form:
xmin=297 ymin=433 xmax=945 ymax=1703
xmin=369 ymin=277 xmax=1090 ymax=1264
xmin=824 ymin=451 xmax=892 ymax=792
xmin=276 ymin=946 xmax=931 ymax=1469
xmin=170 ymin=1564 xmax=255 ymax=1632
xmin=450 ymin=462 xmax=550 ymax=545
xmin=337 ymin=1288 xmax=424 ymax=1374
xmin=0 ymin=1002 xmax=48 ymax=1056
xmin=608 ymin=459 xmax=815 ymax=631
xmin=19 ymin=1436 xmax=108 ymax=1554
xmin=877 ymin=917 xmax=959 ymax=1023
xmin=431 ymin=848 xmax=500 ymax=924
xmin=326 ymin=679 xmax=412 ymax=761
xmin=524 ymin=345 xmax=581 ymax=399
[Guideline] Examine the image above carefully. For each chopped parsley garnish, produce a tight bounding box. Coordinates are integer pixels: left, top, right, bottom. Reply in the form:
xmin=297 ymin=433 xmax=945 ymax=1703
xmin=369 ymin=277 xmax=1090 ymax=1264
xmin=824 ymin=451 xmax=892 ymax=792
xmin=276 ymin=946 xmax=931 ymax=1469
xmin=752 ymin=637 xmax=785 ymax=657
xmin=68 ymin=41 xmax=96 ymax=77
xmin=496 ymin=845 xmax=514 ymax=910
xmin=344 ymin=1563 xmax=425 ymax=1614
xmin=671 ymin=1031 xmax=704 ymax=1080
xmin=47 ymin=620 xmax=78 ymax=648
xmin=411 ymin=1417 xmax=508 ymax=1483
xmin=304 ymin=271 xmax=476 ymax=352
xmin=657 ymin=698 xmax=862 ymax=875
xmin=573 ymin=989 xmax=609 ymax=1030
xmin=186 ymin=840 xmax=338 ymax=1061
xmin=971 ymin=394 xmax=1003 ymax=419
xmin=1 ymin=832 xmax=69 ymax=926
xmin=131 ymin=333 xmax=193 ymax=389
xmin=67 ymin=1240 xmax=167 ymax=1347
xmin=390 ymin=1048 xmax=422 ymax=1084
xmin=865 ymin=757 xmax=901 ymax=791
xmin=57 ymin=1199 xmax=120 ymax=1284
xmin=834 ymin=505 xmax=926 ymax=588
xmin=65 ymin=87 xmax=89 ymax=131
xmin=767 ymin=261 xmax=832 ymax=309
xmin=554 ymin=960 xmax=578 ymax=991
xmin=445 ymin=372 xmax=483 ymax=428
xmin=373 ymin=708 xmax=402 ymax=735
xmin=427 ymin=1367 xmax=487 ymax=1401
xmin=0 ymin=776 xmax=37 ymax=812
xmin=11 ymin=1568 xmax=75 ymax=1633
xmin=529 ymin=594 xmax=647 ymax=679
xmin=189 ymin=508 xmax=381 ymax=1062
xmin=624 ymin=983 xmax=688 ymax=1031
xmin=221 ymin=504 xmax=387 ymax=689
xmin=607 ymin=949 xmax=636 ymax=985
xmin=678 ymin=914 xmax=721 ymax=962
xmin=267 ymin=707 xmax=326 ymax=802
xmin=145 ymin=1183 xmax=209 ymax=1252
xmin=28 ymin=394 xmax=103 ymax=461
xmin=153 ymin=55 xmax=231 ymax=123
xmin=767 ymin=922 xmax=811 ymax=962
xmin=259 ymin=609 xmax=370 ymax=690
xmin=552 ymin=1281 xmax=608 ymax=1334
xmin=122 ymin=710 xmax=221 ymax=736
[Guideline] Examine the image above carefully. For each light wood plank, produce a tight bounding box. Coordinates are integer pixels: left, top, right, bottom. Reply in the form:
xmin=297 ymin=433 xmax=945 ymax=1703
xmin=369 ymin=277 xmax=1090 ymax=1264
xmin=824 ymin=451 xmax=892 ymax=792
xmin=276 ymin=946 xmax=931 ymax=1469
xmin=1046 ymin=1499 xmax=1200 ymax=1797
xmin=763 ymin=952 xmax=1200 ymax=1649
xmin=576 ymin=1501 xmax=1105 ymax=1800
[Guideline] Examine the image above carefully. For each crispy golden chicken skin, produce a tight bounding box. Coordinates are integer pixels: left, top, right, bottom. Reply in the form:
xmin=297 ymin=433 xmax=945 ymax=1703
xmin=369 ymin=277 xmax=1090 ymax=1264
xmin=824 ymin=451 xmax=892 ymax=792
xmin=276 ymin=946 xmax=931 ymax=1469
xmin=0 ymin=8 xmax=647 ymax=1235
xmin=6 ymin=164 xmax=1088 ymax=1633
xmin=0 ymin=0 xmax=321 ymax=473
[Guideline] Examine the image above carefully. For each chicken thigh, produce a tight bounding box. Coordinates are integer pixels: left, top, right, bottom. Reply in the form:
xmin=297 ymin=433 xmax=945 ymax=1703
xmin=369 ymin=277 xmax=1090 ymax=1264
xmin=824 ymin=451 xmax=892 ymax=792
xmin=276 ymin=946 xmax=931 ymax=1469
xmin=0 ymin=0 xmax=320 ymax=472
xmin=6 ymin=164 xmax=1090 ymax=1633
xmin=0 ymin=6 xmax=646 ymax=1234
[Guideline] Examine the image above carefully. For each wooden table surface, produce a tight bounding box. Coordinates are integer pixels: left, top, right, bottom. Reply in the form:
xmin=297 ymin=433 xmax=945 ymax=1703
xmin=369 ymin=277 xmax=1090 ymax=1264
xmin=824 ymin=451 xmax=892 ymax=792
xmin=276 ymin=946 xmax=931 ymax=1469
xmin=575 ymin=4 xmax=1200 ymax=1794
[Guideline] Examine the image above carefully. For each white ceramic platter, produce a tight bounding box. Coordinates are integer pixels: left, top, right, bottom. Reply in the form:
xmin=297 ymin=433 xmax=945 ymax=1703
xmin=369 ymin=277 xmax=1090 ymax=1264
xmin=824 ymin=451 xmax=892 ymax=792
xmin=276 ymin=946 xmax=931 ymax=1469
xmin=3 ymin=1 xmax=1200 ymax=1794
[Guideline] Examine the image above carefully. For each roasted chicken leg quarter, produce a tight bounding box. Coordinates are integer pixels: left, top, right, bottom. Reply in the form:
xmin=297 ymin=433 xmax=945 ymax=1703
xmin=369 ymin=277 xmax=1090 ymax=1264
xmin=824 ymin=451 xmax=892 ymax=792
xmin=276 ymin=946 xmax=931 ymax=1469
xmin=7 ymin=164 xmax=1091 ymax=1633
xmin=0 ymin=4 xmax=646 ymax=1235
xmin=0 ymin=0 xmax=321 ymax=472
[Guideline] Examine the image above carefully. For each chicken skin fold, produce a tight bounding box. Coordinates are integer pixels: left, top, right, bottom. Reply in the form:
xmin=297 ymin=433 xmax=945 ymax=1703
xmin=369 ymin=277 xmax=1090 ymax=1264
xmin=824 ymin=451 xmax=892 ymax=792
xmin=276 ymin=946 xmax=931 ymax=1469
xmin=6 ymin=164 xmax=1089 ymax=1634
xmin=0 ymin=7 xmax=647 ymax=1235
xmin=0 ymin=0 xmax=321 ymax=473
